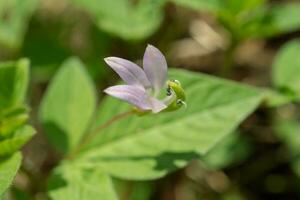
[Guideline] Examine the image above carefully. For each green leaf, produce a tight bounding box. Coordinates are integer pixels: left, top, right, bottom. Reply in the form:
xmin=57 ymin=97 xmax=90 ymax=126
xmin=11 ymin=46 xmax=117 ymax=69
xmin=0 ymin=125 xmax=35 ymax=156
xmin=261 ymin=89 xmax=294 ymax=108
xmin=39 ymin=57 xmax=96 ymax=154
xmin=71 ymin=0 xmax=164 ymax=40
xmin=0 ymin=106 xmax=28 ymax=138
xmin=267 ymin=3 xmax=300 ymax=36
xmin=48 ymin=161 xmax=118 ymax=200
xmin=272 ymin=39 xmax=300 ymax=100
xmin=251 ymin=3 xmax=300 ymax=38
xmin=0 ymin=59 xmax=29 ymax=111
xmin=78 ymin=69 xmax=262 ymax=180
xmin=0 ymin=153 xmax=22 ymax=197
xmin=0 ymin=0 xmax=39 ymax=49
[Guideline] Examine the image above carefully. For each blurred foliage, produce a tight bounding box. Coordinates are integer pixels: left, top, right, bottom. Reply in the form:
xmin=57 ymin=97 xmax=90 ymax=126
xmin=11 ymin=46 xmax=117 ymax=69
xmin=71 ymin=0 xmax=165 ymax=40
xmin=273 ymin=39 xmax=300 ymax=101
xmin=0 ymin=0 xmax=38 ymax=49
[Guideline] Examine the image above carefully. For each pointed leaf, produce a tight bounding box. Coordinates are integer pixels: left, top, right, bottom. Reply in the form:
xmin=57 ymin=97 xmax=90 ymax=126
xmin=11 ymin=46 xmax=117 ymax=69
xmin=39 ymin=57 xmax=96 ymax=154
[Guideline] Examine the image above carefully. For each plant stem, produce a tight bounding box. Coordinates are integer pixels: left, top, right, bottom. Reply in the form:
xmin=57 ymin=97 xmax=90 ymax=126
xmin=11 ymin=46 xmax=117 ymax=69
xmin=66 ymin=110 xmax=134 ymax=159
xmin=220 ymin=40 xmax=238 ymax=78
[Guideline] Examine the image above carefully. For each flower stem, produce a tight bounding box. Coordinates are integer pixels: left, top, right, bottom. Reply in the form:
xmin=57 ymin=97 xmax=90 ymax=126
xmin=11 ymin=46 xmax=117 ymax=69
xmin=220 ymin=41 xmax=238 ymax=77
xmin=66 ymin=110 xmax=134 ymax=159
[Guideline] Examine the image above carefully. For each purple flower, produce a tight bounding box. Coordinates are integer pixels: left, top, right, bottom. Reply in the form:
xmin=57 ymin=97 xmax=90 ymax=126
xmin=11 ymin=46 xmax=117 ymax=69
xmin=104 ymin=45 xmax=173 ymax=113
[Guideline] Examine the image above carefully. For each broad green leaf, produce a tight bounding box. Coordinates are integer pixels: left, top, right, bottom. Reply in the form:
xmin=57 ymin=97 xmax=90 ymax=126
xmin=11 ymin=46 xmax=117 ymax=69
xmin=71 ymin=0 xmax=164 ymax=40
xmin=169 ymin=0 xmax=222 ymax=12
xmin=0 ymin=125 xmax=35 ymax=156
xmin=0 ymin=153 xmax=22 ymax=197
xmin=78 ymin=69 xmax=263 ymax=180
xmin=0 ymin=0 xmax=38 ymax=49
xmin=0 ymin=59 xmax=29 ymax=111
xmin=39 ymin=57 xmax=96 ymax=154
xmin=48 ymin=161 xmax=117 ymax=200
xmin=272 ymin=39 xmax=300 ymax=100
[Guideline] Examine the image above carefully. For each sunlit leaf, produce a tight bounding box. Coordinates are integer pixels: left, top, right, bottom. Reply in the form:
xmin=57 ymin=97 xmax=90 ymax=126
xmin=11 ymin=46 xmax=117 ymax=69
xmin=39 ymin=57 xmax=96 ymax=154
xmin=77 ymin=69 xmax=263 ymax=180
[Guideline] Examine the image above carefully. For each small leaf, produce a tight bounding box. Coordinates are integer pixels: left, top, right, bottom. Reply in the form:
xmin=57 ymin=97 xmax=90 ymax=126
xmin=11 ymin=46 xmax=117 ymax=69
xmin=0 ymin=59 xmax=29 ymax=111
xmin=0 ymin=152 xmax=22 ymax=197
xmin=77 ymin=69 xmax=263 ymax=180
xmin=0 ymin=106 xmax=28 ymax=138
xmin=39 ymin=57 xmax=96 ymax=154
xmin=48 ymin=161 xmax=118 ymax=200
xmin=71 ymin=0 xmax=164 ymax=40
xmin=272 ymin=39 xmax=300 ymax=100
xmin=0 ymin=0 xmax=39 ymax=49
xmin=267 ymin=3 xmax=300 ymax=36
xmin=0 ymin=125 xmax=35 ymax=156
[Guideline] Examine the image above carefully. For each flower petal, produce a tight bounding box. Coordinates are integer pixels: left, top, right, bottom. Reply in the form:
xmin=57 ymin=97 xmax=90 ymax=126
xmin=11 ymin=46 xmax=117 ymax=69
xmin=104 ymin=57 xmax=151 ymax=88
xmin=149 ymin=97 xmax=167 ymax=113
xmin=143 ymin=45 xmax=168 ymax=95
xmin=104 ymin=85 xmax=152 ymax=110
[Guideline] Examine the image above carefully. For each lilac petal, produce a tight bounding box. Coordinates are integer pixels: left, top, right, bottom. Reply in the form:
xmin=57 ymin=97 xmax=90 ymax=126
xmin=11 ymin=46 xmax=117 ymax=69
xmin=104 ymin=85 xmax=152 ymax=110
xmin=149 ymin=97 xmax=167 ymax=113
xmin=143 ymin=45 xmax=168 ymax=95
xmin=104 ymin=57 xmax=151 ymax=88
